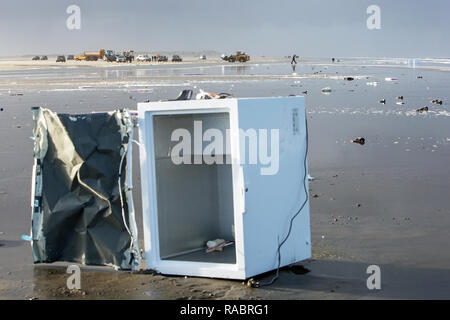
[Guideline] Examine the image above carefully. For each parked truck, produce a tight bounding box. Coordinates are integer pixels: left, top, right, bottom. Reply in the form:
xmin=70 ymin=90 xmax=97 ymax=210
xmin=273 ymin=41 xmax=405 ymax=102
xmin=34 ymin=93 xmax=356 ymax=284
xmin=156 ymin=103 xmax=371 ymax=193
xmin=75 ymin=49 xmax=106 ymax=61
xmin=221 ymin=51 xmax=250 ymax=63
xmin=103 ymin=50 xmax=116 ymax=62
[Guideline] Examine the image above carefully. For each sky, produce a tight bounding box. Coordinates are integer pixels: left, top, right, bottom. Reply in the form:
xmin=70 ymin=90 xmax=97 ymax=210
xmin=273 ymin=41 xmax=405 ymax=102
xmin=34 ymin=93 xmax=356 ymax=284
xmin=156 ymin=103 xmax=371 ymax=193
xmin=0 ymin=0 xmax=449 ymax=58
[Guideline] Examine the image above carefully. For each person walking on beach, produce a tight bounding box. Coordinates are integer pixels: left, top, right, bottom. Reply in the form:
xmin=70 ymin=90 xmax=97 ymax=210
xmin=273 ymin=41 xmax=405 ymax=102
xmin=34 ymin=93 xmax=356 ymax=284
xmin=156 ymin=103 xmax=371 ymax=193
xmin=291 ymin=54 xmax=297 ymax=72
xmin=291 ymin=54 xmax=297 ymax=65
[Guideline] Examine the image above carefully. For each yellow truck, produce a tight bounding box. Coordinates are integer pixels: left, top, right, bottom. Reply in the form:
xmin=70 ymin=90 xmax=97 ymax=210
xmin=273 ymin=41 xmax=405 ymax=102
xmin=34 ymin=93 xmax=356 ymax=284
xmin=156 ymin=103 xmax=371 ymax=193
xmin=75 ymin=49 xmax=106 ymax=61
xmin=221 ymin=51 xmax=250 ymax=63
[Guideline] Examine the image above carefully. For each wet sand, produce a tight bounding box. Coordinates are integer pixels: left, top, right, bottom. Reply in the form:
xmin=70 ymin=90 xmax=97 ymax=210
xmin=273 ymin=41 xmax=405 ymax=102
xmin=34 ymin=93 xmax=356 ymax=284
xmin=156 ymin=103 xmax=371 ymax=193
xmin=0 ymin=58 xmax=449 ymax=299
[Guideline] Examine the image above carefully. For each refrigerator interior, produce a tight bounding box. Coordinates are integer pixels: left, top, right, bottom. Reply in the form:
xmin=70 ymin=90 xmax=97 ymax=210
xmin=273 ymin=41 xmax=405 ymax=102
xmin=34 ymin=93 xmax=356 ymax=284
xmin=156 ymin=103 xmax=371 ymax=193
xmin=152 ymin=112 xmax=236 ymax=264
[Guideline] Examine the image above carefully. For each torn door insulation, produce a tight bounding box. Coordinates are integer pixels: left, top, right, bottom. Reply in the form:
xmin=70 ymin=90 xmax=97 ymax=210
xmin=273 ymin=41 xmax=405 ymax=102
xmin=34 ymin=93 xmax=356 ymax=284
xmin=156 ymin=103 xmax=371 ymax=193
xmin=30 ymin=107 xmax=140 ymax=270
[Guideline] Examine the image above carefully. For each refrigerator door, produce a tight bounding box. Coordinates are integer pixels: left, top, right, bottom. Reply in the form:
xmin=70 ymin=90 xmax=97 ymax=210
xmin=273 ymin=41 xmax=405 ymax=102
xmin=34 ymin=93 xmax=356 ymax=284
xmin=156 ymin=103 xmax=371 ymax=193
xmin=236 ymin=97 xmax=311 ymax=278
xmin=29 ymin=108 xmax=140 ymax=270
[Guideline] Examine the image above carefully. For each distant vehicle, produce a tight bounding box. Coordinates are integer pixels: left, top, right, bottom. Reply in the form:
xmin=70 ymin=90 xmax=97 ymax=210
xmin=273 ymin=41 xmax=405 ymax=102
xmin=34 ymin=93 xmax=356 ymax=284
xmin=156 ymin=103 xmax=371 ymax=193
xmin=221 ymin=51 xmax=250 ymax=63
xmin=40 ymin=56 xmax=48 ymax=61
xmin=199 ymin=55 xmax=207 ymax=60
xmin=172 ymin=55 xmax=182 ymax=62
xmin=136 ymin=55 xmax=150 ymax=62
xmin=116 ymin=55 xmax=126 ymax=63
xmin=84 ymin=49 xmax=106 ymax=61
xmin=74 ymin=49 xmax=106 ymax=61
xmin=32 ymin=56 xmax=40 ymax=61
xmin=103 ymin=50 xmax=116 ymax=62
xmin=67 ymin=55 xmax=74 ymax=60
xmin=104 ymin=50 xmax=116 ymax=62
xmin=122 ymin=50 xmax=135 ymax=63
xmin=56 ymin=56 xmax=66 ymax=63
xmin=158 ymin=55 xmax=168 ymax=62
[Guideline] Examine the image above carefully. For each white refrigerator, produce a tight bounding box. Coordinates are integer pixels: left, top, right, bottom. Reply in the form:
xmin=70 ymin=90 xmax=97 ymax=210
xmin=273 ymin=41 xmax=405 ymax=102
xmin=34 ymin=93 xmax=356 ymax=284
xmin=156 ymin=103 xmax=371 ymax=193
xmin=138 ymin=96 xmax=310 ymax=280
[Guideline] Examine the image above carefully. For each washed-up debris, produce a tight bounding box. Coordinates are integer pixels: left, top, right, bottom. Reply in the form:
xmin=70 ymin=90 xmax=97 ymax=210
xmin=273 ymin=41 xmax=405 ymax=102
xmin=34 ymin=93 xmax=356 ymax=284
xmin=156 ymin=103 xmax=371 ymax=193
xmin=169 ymin=89 xmax=193 ymax=101
xmin=351 ymin=137 xmax=365 ymax=145
xmin=0 ymin=108 xmax=3 ymax=111
xmin=431 ymin=99 xmax=443 ymax=105
xmin=9 ymin=93 xmax=23 ymax=96
xmin=379 ymin=99 xmax=386 ymax=104
xmin=205 ymin=239 xmax=233 ymax=253
xmin=321 ymin=87 xmax=332 ymax=94
xmin=366 ymin=81 xmax=378 ymax=86
xmin=396 ymin=102 xmax=405 ymax=105
xmin=344 ymin=77 xmax=354 ymax=81
xmin=246 ymin=278 xmax=259 ymax=288
xmin=417 ymin=76 xmax=423 ymax=79
xmin=385 ymin=77 xmax=398 ymax=82
xmin=302 ymin=90 xmax=308 ymax=95
xmin=397 ymin=96 xmax=404 ymax=100
xmin=196 ymin=90 xmax=233 ymax=100
xmin=417 ymin=106 xmax=428 ymax=113
xmin=308 ymin=174 xmax=315 ymax=181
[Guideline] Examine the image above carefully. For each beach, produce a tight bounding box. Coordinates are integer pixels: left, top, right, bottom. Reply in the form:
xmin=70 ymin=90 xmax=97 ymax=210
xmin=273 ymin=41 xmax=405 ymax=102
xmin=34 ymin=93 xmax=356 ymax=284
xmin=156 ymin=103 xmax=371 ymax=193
xmin=0 ymin=57 xmax=450 ymax=299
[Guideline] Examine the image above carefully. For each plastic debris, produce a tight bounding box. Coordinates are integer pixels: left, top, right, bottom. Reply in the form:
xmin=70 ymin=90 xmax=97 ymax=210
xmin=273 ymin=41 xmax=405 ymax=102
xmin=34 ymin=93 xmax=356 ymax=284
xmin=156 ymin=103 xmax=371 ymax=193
xmin=344 ymin=77 xmax=354 ymax=81
xmin=379 ymin=99 xmax=386 ymax=104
